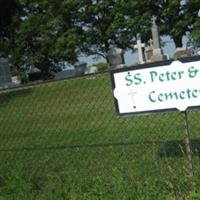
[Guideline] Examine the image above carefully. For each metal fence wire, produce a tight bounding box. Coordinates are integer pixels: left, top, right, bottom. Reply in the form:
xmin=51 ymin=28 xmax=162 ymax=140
xmin=0 ymin=71 xmax=200 ymax=199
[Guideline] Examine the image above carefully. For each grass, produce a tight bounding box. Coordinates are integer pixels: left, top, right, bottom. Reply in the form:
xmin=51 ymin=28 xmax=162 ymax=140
xmin=0 ymin=73 xmax=200 ymax=199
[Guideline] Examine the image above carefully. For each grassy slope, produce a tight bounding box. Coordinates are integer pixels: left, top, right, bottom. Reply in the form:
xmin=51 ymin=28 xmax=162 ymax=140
xmin=0 ymin=74 xmax=199 ymax=199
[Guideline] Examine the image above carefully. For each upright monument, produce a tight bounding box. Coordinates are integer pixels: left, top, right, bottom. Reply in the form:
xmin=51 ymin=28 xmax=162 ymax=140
xmin=151 ymin=16 xmax=166 ymax=62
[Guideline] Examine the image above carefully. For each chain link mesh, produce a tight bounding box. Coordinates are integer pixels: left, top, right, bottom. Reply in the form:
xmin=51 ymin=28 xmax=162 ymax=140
xmin=0 ymin=72 xmax=199 ymax=199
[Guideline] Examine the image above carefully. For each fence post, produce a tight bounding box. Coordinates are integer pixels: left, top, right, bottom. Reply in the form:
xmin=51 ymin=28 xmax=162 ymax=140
xmin=182 ymin=111 xmax=194 ymax=177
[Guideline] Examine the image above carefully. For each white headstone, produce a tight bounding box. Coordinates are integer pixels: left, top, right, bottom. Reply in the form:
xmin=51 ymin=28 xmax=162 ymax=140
xmin=84 ymin=66 xmax=98 ymax=75
xmin=134 ymin=39 xmax=146 ymax=64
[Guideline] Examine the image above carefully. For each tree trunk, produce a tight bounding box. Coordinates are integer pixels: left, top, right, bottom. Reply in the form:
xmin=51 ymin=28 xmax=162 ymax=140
xmin=105 ymin=41 xmax=110 ymax=65
xmin=173 ymin=36 xmax=183 ymax=48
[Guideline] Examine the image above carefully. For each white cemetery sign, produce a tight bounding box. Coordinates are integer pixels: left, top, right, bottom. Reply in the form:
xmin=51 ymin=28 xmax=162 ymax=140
xmin=111 ymin=56 xmax=200 ymax=116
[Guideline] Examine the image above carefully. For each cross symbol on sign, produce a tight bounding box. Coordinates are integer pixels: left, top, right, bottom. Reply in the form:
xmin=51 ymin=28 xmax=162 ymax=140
xmin=128 ymin=88 xmax=137 ymax=109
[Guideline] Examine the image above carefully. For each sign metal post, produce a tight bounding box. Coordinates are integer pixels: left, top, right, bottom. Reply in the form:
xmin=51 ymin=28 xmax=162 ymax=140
xmin=182 ymin=111 xmax=194 ymax=176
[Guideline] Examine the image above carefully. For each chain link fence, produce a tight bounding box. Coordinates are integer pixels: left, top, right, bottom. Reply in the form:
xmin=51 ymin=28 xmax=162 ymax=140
xmin=0 ymin=71 xmax=200 ymax=199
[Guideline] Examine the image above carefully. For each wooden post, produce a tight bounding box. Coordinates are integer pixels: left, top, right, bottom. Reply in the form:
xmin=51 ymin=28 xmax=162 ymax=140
xmin=182 ymin=111 xmax=194 ymax=176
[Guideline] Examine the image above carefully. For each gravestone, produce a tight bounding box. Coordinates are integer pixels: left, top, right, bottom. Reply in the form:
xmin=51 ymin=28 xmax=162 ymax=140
xmin=145 ymin=39 xmax=153 ymax=63
xmin=54 ymin=61 xmax=76 ymax=79
xmin=12 ymin=76 xmax=21 ymax=85
xmin=134 ymin=38 xmax=146 ymax=64
xmin=54 ymin=69 xmax=76 ymax=79
xmin=75 ymin=62 xmax=87 ymax=76
xmin=107 ymin=46 xmax=125 ymax=69
xmin=84 ymin=66 xmax=98 ymax=75
xmin=151 ymin=16 xmax=166 ymax=62
xmin=0 ymin=57 xmax=13 ymax=88
xmin=27 ymin=66 xmax=42 ymax=81
xmin=175 ymin=47 xmax=192 ymax=58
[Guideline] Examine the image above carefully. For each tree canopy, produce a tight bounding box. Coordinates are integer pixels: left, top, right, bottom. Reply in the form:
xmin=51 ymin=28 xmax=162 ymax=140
xmin=0 ymin=0 xmax=18 ymax=38
xmin=158 ymin=0 xmax=200 ymax=47
xmin=1 ymin=0 xmax=199 ymax=76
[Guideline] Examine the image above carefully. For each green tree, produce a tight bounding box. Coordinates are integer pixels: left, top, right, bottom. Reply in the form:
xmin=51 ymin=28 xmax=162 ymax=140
xmin=189 ymin=14 xmax=200 ymax=50
xmin=158 ymin=0 xmax=199 ymax=48
xmin=9 ymin=0 xmax=84 ymax=77
xmin=80 ymin=0 xmax=146 ymax=62
xmin=5 ymin=0 xmax=199 ymax=76
xmin=188 ymin=1 xmax=200 ymax=48
xmin=0 ymin=0 xmax=18 ymax=38
xmin=79 ymin=0 xmax=155 ymax=65
xmin=0 ymin=0 xmax=19 ymax=55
